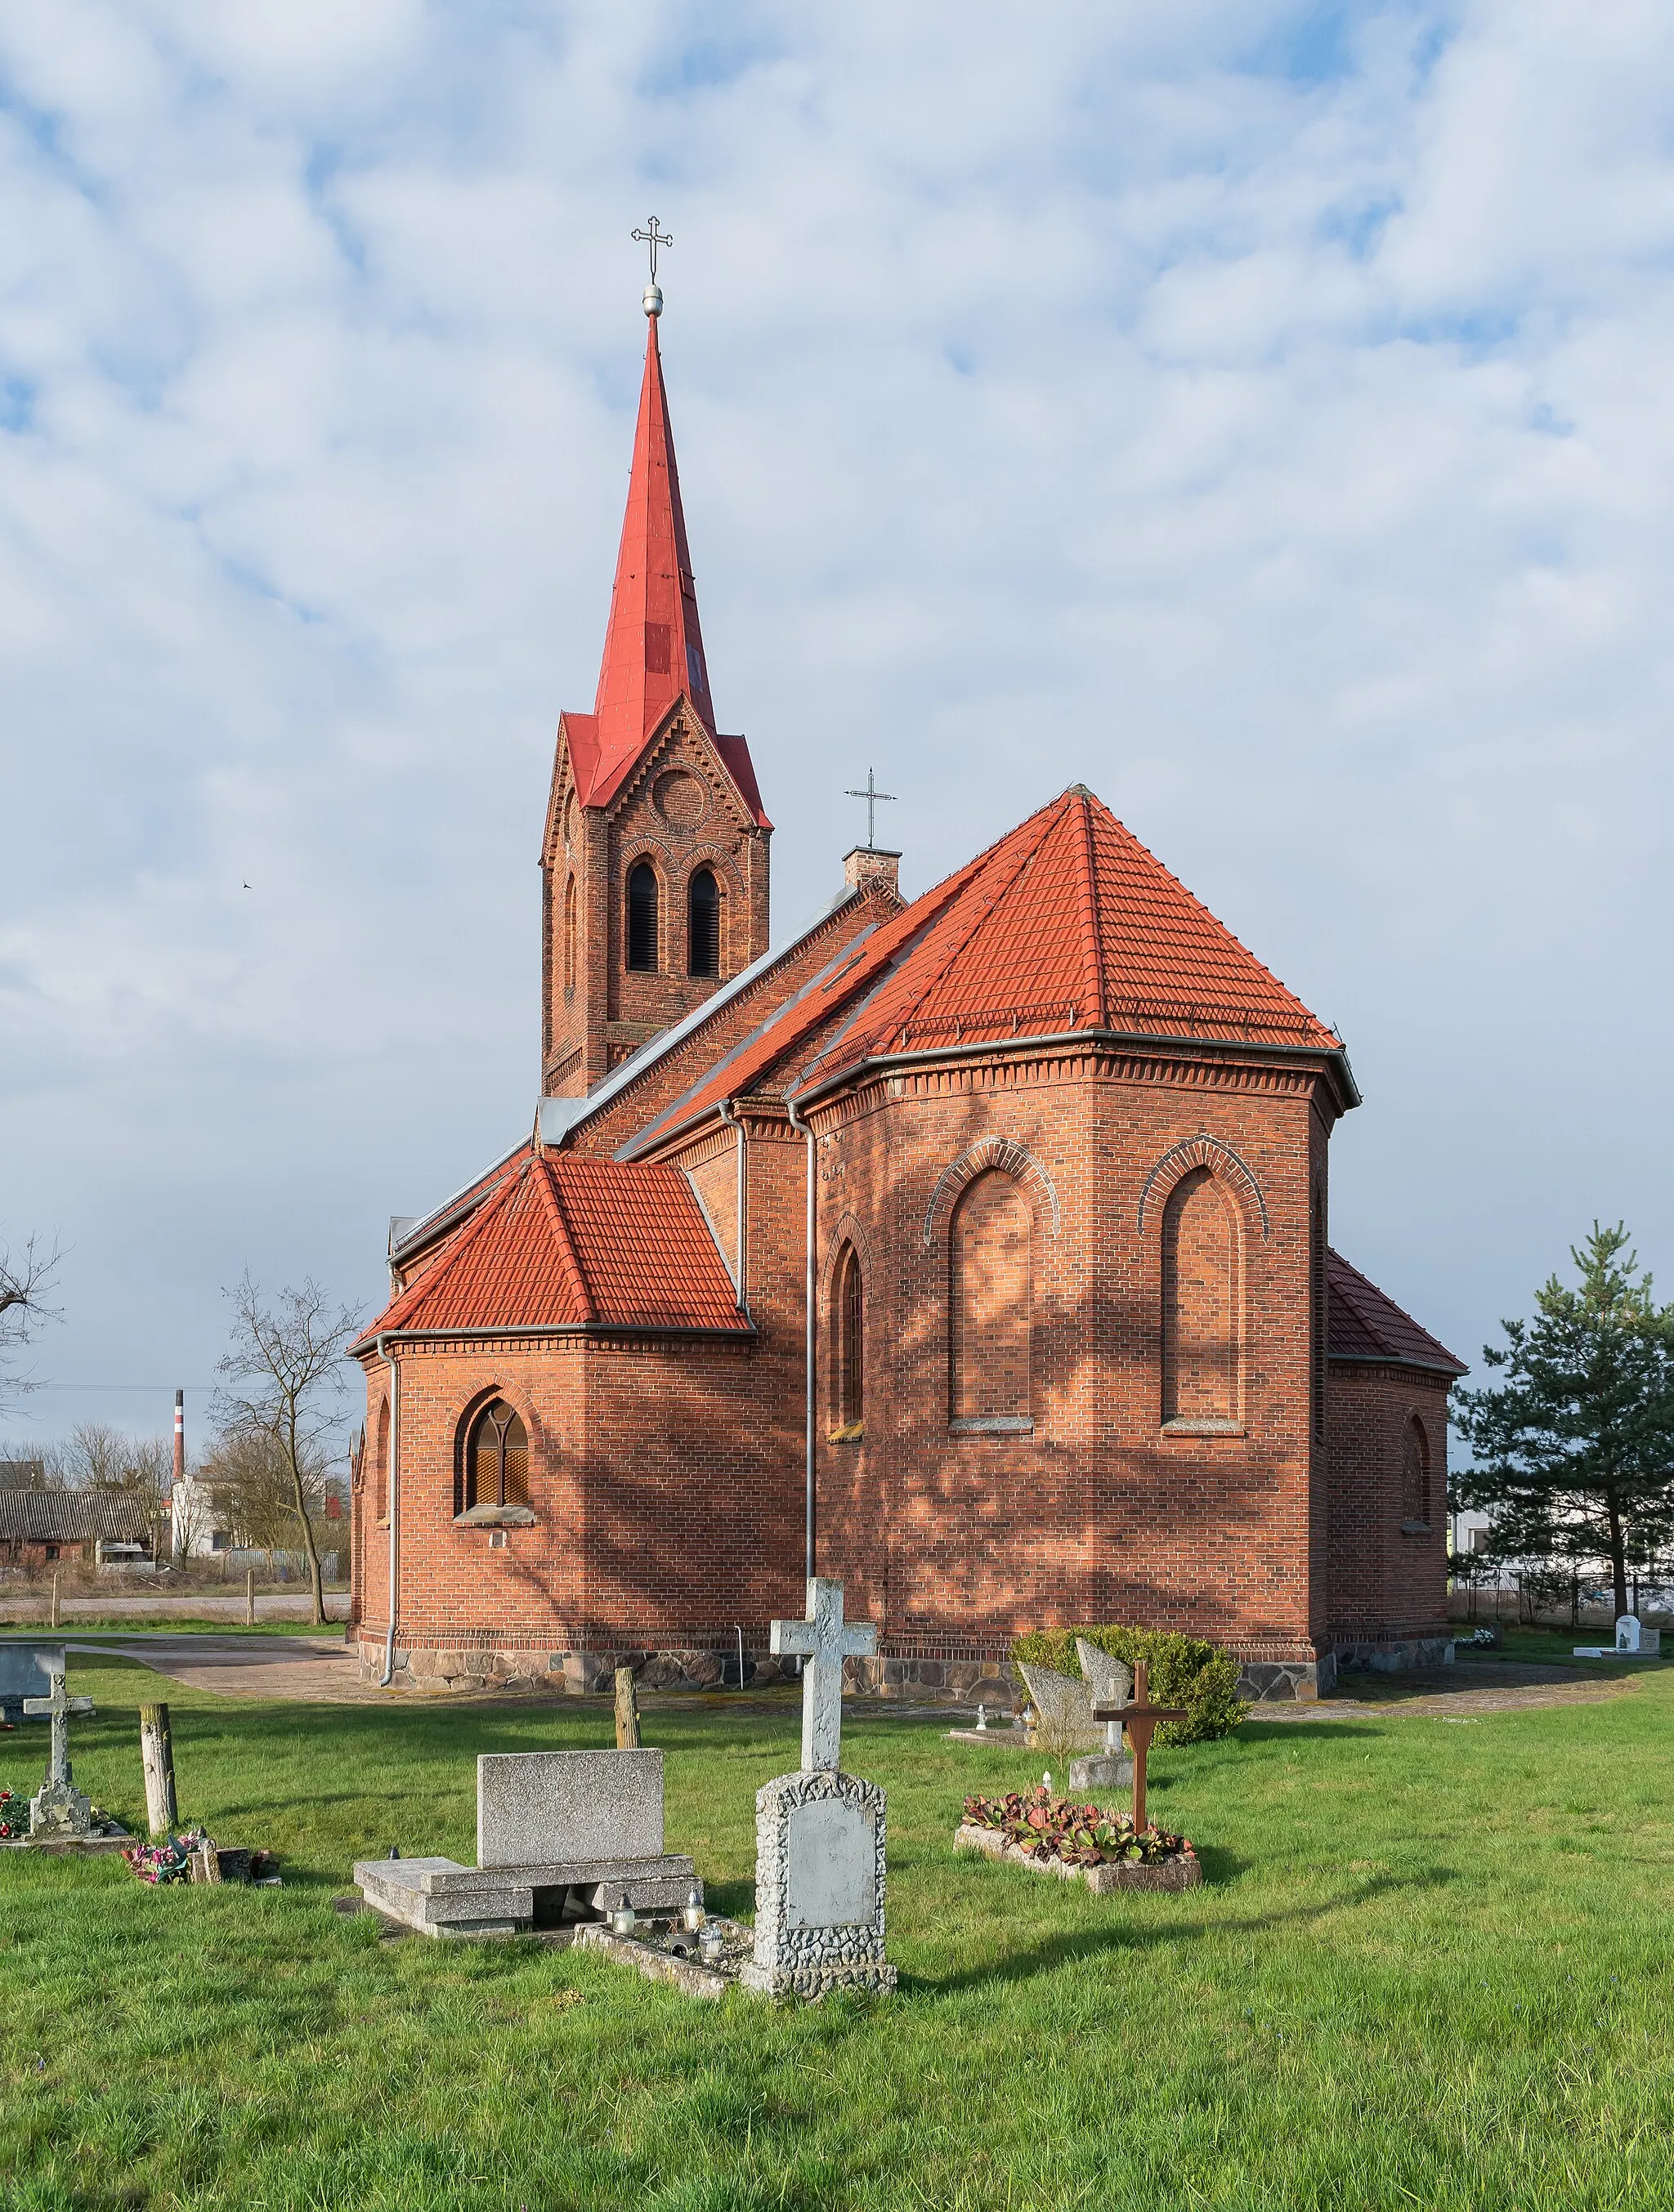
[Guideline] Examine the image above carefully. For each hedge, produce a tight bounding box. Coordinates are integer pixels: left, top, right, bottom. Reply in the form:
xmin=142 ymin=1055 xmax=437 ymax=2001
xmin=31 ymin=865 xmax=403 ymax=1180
xmin=1009 ymin=1624 xmax=1247 ymax=1745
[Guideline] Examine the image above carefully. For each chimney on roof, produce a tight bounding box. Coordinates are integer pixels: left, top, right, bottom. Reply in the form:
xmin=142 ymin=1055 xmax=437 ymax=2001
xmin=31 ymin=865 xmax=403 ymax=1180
xmin=844 ymin=846 xmax=901 ymax=900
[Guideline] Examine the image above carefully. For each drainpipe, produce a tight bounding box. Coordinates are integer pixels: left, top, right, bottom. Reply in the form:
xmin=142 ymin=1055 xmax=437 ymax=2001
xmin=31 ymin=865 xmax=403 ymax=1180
xmin=784 ymin=1094 xmax=817 ymax=1582
xmin=717 ymin=1097 xmax=749 ymax=1316
xmin=374 ymin=1334 xmax=400 ymax=1686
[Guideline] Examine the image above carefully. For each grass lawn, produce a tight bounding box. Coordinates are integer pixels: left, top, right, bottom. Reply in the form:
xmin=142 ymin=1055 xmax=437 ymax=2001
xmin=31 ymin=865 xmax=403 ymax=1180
xmin=2 ymin=1658 xmax=1672 ymax=2211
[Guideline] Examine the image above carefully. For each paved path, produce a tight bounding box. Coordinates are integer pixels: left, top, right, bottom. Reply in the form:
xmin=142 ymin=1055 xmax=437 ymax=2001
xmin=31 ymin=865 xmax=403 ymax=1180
xmin=1251 ymin=1660 xmax=1641 ymax=1723
xmin=51 ymin=1638 xmax=1655 ymax=1723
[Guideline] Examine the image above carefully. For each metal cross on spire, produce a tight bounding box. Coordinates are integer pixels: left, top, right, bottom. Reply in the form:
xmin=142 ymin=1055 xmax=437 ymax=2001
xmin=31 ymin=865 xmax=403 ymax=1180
xmin=844 ymin=767 xmax=897 ymax=851
xmin=631 ymin=217 xmax=673 ymax=283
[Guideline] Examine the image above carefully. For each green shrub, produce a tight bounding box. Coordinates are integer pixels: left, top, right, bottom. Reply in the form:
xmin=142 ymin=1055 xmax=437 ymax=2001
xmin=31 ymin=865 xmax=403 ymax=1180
xmin=1009 ymin=1624 xmax=1247 ymax=1745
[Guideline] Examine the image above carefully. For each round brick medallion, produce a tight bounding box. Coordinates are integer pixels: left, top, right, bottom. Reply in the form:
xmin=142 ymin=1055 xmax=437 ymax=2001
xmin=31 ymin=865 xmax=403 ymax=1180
xmin=654 ymin=771 xmax=706 ymax=829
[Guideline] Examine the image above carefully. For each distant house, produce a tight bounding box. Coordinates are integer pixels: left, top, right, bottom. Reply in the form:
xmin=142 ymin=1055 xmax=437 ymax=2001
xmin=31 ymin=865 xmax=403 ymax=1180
xmin=0 ymin=1490 xmax=154 ymax=1570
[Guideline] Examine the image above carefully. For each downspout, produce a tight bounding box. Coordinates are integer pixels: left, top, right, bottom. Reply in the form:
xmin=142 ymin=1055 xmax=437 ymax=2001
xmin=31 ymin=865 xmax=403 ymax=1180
xmin=374 ymin=1334 xmax=400 ymax=1687
xmin=717 ymin=1098 xmax=749 ymax=1316
xmin=784 ymin=1095 xmax=817 ymax=1582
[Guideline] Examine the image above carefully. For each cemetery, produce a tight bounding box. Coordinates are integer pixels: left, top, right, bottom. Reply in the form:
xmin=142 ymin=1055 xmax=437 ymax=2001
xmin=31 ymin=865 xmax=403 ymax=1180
xmin=0 ymin=1607 xmax=1672 ymax=2210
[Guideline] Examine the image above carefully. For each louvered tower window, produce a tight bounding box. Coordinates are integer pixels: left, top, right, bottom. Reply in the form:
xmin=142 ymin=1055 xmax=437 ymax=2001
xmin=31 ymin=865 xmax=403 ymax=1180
xmin=688 ymin=866 xmax=720 ymax=977
xmin=627 ymin=861 xmax=659 ymax=972
xmin=466 ymin=1399 xmax=529 ymax=1511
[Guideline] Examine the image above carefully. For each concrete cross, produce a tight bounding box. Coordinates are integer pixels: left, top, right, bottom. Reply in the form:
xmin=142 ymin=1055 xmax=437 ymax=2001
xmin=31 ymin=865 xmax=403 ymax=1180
xmin=23 ymin=1664 xmax=94 ymax=1788
xmin=769 ymin=1578 xmax=878 ymax=1773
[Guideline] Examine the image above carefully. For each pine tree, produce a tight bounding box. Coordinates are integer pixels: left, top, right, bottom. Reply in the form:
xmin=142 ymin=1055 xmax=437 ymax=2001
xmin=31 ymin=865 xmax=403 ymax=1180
xmin=1453 ymin=1225 xmax=1674 ymax=1622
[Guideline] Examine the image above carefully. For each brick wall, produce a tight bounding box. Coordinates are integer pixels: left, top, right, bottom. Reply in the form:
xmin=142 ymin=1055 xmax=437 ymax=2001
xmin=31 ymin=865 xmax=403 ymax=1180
xmin=1323 ymin=1361 xmax=1453 ymax=1642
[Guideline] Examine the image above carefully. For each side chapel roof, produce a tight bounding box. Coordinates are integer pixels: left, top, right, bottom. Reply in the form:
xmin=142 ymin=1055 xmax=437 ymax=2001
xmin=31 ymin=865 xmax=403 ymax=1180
xmin=1327 ymin=1249 xmax=1466 ymax=1376
xmin=353 ymin=1154 xmax=747 ymax=1348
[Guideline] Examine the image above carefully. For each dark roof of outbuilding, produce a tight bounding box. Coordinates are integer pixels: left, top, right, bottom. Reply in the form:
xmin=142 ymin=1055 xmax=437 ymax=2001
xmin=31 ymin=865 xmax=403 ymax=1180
xmin=0 ymin=1491 xmax=153 ymax=1544
xmin=1327 ymin=1249 xmax=1466 ymax=1377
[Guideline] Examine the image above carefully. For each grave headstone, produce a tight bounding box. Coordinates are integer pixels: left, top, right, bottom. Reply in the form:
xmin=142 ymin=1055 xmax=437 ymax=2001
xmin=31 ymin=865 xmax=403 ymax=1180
xmin=1017 ymin=1659 xmax=1103 ymax=1753
xmin=355 ymin=1746 xmax=696 ymax=1937
xmin=740 ymin=1578 xmax=896 ymax=1999
xmin=0 ymin=1642 xmax=58 ymax=1727
xmin=1615 ymin=1615 xmax=1661 ymax=1656
xmin=1068 ymin=1639 xmax=1135 ymax=1790
xmin=23 ymin=1657 xmax=96 ymax=1841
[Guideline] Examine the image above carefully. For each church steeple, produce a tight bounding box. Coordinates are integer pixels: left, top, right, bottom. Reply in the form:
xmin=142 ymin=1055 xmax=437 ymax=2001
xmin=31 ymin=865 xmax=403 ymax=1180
xmin=590 ymin=315 xmax=717 ymax=786
xmin=539 ymin=264 xmax=772 ymax=1099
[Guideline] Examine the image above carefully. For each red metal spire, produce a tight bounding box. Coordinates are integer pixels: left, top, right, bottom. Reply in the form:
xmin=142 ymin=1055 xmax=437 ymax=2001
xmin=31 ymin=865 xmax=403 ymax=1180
xmin=590 ymin=315 xmax=715 ymax=783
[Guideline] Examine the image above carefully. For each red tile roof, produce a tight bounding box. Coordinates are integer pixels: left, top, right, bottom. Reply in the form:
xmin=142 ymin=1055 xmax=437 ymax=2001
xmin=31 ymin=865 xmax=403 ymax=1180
xmin=354 ymin=1155 xmax=747 ymax=1345
xmin=628 ymin=785 xmax=1345 ymax=1148
xmin=1327 ymin=1249 xmax=1466 ymax=1376
xmin=557 ymin=320 xmax=768 ymax=829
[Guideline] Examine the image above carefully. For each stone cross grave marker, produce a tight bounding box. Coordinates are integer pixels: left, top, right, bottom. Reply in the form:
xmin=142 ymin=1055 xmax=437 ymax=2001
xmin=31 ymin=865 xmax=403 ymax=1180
xmin=743 ymin=1579 xmax=896 ymax=1998
xmin=23 ymin=1658 xmax=96 ymax=1840
xmin=768 ymin=1575 xmax=878 ymax=1771
xmin=1091 ymin=1660 xmax=1184 ymax=1837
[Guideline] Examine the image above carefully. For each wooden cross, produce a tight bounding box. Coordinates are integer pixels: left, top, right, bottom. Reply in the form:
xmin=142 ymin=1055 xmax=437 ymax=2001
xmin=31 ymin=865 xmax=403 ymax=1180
xmin=768 ymin=1578 xmax=878 ymax=1772
xmin=1091 ymin=1660 xmax=1184 ymax=1835
xmin=23 ymin=1662 xmax=94 ymax=1789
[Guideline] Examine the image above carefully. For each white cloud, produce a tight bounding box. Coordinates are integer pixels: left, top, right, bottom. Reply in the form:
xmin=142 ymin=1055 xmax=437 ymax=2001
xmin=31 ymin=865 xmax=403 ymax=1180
xmin=2 ymin=0 xmax=1672 ymax=1444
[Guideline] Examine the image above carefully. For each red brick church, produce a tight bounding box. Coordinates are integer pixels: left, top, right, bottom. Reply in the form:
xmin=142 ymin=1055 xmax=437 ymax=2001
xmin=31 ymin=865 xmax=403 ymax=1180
xmin=348 ymin=292 xmax=1464 ymax=1702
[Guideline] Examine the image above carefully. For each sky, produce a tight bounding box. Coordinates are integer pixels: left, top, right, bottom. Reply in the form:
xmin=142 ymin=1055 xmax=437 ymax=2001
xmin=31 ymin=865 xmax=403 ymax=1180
xmin=2 ymin=0 xmax=1672 ymax=1459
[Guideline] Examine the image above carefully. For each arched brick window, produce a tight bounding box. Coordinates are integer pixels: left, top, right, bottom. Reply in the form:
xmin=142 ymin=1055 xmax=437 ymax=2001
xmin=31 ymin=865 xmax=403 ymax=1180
xmin=627 ymin=861 xmax=659 ymax=972
xmin=1402 ymin=1416 xmax=1430 ymax=1527
xmin=833 ymin=1242 xmax=864 ymax=1432
xmin=1161 ymin=1167 xmax=1240 ymax=1426
xmin=688 ymin=866 xmax=720 ymax=978
xmin=463 ymin=1399 xmax=529 ymax=1512
xmin=563 ymin=874 xmax=577 ymax=996
xmin=950 ymin=1171 xmax=1032 ymax=1427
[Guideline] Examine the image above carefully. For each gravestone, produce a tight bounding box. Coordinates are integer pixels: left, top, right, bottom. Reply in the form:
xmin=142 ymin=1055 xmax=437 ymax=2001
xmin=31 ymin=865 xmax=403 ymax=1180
xmin=1616 ymin=1615 xmax=1661 ymax=1656
xmin=1017 ymin=1659 xmax=1103 ymax=1752
xmin=354 ymin=1746 xmax=697 ymax=1938
xmin=23 ymin=1657 xmax=96 ymax=1841
xmin=1068 ymin=1639 xmax=1135 ymax=1791
xmin=740 ymin=1578 xmax=896 ymax=1999
xmin=0 ymin=1642 xmax=57 ymax=1727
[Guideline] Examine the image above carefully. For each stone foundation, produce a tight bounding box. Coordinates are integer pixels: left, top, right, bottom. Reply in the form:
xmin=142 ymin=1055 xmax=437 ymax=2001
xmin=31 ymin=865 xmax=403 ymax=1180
xmin=354 ymin=1634 xmax=794 ymax=1696
xmin=354 ymin=1630 xmax=1450 ymax=1703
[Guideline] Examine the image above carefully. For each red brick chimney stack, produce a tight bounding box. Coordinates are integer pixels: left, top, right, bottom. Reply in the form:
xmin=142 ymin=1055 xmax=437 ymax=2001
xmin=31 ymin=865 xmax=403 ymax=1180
xmin=172 ymin=1388 xmax=185 ymax=1487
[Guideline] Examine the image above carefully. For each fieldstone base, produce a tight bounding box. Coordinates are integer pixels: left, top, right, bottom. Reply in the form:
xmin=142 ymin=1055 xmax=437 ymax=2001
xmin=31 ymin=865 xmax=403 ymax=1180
xmin=1068 ymin=1750 xmax=1134 ymax=1790
xmin=356 ymin=1638 xmax=792 ymax=1696
xmin=1332 ymin=1637 xmax=1455 ymax=1677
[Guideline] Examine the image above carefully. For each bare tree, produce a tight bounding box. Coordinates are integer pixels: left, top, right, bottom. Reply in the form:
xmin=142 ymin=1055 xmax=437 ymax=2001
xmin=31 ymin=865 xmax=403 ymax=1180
xmin=214 ymin=1273 xmax=359 ymax=1626
xmin=0 ymin=1236 xmax=60 ymax=1418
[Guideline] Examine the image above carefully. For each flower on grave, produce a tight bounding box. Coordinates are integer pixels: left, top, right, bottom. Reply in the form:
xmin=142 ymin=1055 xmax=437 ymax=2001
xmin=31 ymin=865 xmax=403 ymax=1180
xmin=962 ymin=1785 xmax=1192 ymax=1866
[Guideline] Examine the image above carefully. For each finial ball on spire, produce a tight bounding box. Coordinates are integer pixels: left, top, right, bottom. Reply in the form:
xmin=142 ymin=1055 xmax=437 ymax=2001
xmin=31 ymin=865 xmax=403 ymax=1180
xmin=643 ymin=284 xmax=663 ymax=318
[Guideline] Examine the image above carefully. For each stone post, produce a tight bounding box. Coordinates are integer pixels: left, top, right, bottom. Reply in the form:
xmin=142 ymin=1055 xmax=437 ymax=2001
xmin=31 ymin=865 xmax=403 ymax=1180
xmin=245 ymin=1568 xmax=256 ymax=1628
xmin=49 ymin=1571 xmax=60 ymax=1630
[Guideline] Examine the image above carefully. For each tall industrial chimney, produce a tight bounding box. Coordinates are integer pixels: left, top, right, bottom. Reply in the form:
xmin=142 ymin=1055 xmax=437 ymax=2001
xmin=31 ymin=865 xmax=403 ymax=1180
xmin=173 ymin=1389 xmax=185 ymax=1487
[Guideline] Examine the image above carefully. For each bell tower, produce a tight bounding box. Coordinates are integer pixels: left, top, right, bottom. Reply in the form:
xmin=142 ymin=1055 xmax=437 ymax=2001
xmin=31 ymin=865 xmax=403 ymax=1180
xmin=541 ymin=250 xmax=772 ymax=1097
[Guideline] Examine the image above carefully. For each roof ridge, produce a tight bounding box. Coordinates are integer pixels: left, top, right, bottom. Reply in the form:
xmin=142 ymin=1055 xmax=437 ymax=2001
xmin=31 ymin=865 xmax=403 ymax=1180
xmin=804 ymin=803 xmax=1068 ymax=1074
xmin=1073 ymin=788 xmax=1107 ymax=1030
xmin=538 ymin=1160 xmax=598 ymax=1324
xmin=370 ymin=1164 xmax=532 ymax=1339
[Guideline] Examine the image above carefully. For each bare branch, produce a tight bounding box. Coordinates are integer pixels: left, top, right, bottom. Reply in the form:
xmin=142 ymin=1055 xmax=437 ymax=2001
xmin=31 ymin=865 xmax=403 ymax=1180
xmin=0 ymin=1234 xmax=63 ymax=1415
